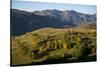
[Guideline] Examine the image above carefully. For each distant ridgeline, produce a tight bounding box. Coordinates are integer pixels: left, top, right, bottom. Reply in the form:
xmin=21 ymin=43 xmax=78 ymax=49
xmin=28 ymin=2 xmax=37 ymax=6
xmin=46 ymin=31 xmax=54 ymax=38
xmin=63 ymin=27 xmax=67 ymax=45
xmin=11 ymin=9 xmax=96 ymax=36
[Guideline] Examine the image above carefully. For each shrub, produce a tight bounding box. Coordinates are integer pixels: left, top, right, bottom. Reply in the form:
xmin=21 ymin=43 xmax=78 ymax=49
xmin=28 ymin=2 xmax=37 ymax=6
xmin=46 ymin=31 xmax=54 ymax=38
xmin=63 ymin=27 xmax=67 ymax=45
xmin=69 ymin=46 xmax=81 ymax=58
xmin=63 ymin=43 xmax=68 ymax=49
xmin=91 ymin=45 xmax=96 ymax=53
xmin=39 ymin=46 xmax=46 ymax=53
xmin=92 ymin=31 xmax=96 ymax=37
xmin=69 ymin=43 xmax=89 ymax=59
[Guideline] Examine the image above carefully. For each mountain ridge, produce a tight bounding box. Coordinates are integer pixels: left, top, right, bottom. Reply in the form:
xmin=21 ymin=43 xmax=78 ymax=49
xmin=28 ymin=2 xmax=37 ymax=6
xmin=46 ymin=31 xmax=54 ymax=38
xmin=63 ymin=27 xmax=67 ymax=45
xmin=11 ymin=9 xmax=96 ymax=36
xmin=33 ymin=9 xmax=96 ymax=25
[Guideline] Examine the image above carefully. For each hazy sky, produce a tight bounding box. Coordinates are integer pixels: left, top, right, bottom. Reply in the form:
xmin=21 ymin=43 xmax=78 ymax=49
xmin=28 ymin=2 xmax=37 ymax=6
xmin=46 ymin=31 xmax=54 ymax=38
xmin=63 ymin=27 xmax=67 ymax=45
xmin=11 ymin=1 xmax=96 ymax=14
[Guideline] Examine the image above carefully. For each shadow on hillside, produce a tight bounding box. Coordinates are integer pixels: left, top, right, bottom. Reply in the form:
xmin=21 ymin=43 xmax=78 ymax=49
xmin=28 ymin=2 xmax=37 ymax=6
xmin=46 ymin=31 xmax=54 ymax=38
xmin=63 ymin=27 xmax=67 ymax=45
xmin=11 ymin=55 xmax=96 ymax=66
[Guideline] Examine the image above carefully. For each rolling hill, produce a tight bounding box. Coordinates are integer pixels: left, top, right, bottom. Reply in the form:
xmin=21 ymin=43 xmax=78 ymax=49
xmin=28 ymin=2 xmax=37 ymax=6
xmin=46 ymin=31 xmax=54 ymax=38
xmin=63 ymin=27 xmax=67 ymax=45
xmin=11 ymin=27 xmax=96 ymax=65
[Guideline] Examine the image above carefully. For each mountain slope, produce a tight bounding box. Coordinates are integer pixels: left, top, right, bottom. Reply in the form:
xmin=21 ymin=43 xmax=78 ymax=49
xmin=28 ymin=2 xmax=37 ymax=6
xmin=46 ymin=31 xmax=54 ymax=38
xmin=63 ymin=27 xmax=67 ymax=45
xmin=11 ymin=9 xmax=96 ymax=36
xmin=77 ymin=22 xmax=96 ymax=29
xmin=11 ymin=9 xmax=70 ymax=35
xmin=33 ymin=9 xmax=96 ymax=25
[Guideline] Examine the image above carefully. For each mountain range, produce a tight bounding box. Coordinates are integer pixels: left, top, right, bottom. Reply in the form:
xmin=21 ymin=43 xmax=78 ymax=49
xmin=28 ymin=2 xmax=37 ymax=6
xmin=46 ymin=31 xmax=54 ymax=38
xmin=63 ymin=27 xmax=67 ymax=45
xmin=11 ymin=9 xmax=96 ymax=35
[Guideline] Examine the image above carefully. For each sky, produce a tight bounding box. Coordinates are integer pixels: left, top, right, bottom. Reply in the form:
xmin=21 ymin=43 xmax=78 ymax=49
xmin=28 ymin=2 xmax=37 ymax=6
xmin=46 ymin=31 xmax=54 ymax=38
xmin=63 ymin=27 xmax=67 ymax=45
xmin=11 ymin=0 xmax=96 ymax=14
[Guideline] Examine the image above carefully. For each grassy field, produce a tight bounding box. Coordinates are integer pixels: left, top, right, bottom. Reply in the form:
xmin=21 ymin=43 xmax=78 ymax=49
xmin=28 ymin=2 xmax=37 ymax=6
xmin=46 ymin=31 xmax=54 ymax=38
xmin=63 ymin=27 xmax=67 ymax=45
xmin=11 ymin=27 xmax=96 ymax=66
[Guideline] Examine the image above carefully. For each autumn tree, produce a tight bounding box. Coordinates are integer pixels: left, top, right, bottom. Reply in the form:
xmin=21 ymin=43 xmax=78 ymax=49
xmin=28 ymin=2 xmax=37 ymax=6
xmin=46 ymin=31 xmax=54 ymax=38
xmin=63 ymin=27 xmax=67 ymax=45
xmin=62 ymin=31 xmax=71 ymax=49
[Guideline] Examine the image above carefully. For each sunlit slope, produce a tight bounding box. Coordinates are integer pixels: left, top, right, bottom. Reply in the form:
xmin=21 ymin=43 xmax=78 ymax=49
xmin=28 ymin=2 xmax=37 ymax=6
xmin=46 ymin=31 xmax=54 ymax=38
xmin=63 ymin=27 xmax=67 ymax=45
xmin=11 ymin=27 xmax=96 ymax=65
